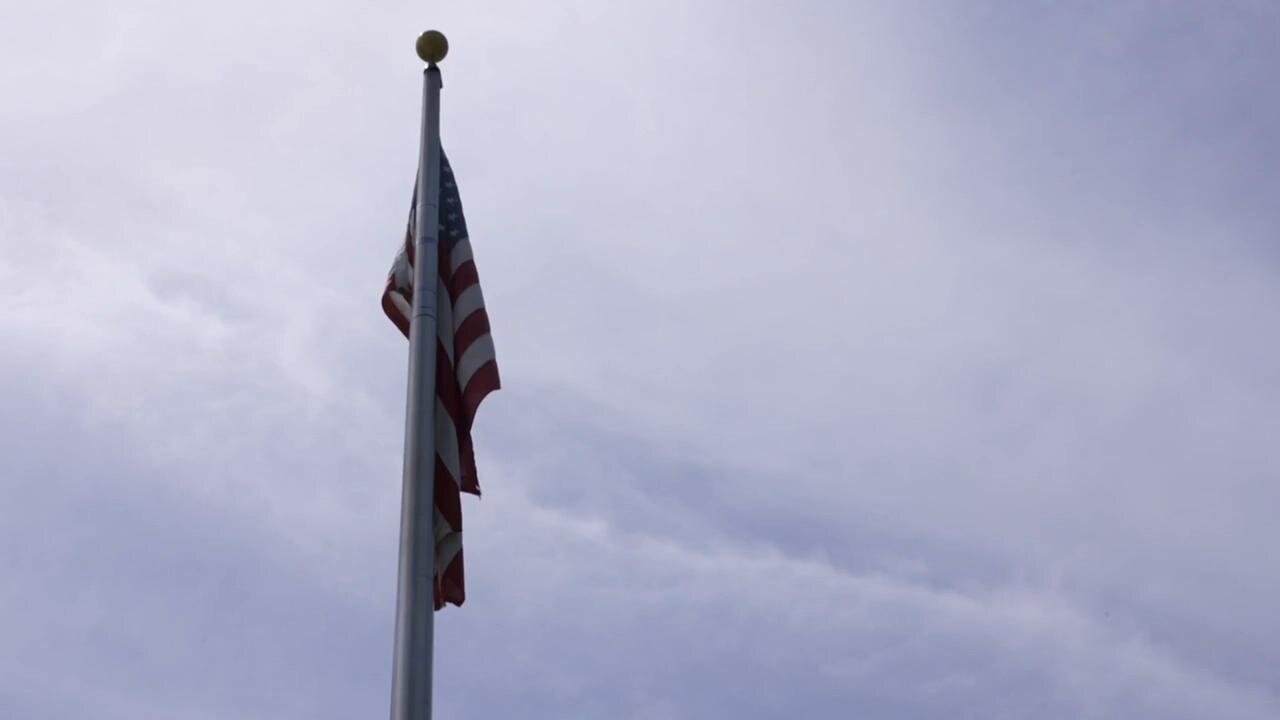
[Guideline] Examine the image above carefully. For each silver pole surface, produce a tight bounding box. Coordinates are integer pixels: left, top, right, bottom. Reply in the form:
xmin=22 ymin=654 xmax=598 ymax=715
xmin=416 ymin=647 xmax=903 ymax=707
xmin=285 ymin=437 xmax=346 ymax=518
xmin=391 ymin=31 xmax=448 ymax=720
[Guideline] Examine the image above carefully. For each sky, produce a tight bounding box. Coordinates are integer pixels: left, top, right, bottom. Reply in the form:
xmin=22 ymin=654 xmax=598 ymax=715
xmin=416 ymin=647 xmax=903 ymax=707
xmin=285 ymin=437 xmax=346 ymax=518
xmin=2 ymin=1 xmax=1280 ymax=718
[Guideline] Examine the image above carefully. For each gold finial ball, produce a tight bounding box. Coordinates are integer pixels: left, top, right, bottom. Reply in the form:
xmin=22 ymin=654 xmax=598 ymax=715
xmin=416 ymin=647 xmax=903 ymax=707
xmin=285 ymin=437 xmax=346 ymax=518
xmin=416 ymin=30 xmax=449 ymax=64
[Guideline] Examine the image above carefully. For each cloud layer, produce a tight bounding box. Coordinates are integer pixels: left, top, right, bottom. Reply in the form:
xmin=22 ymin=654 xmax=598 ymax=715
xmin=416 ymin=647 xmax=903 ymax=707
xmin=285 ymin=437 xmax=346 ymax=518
xmin=2 ymin=2 xmax=1278 ymax=718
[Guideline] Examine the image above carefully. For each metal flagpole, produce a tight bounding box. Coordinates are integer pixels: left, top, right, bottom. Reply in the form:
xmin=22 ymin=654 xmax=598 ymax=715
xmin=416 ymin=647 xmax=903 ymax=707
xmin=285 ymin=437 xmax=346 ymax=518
xmin=390 ymin=29 xmax=449 ymax=720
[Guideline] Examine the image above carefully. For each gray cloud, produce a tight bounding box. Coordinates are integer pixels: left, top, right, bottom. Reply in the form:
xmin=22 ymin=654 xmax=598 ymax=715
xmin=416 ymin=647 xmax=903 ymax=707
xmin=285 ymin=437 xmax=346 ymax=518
xmin=2 ymin=1 xmax=1278 ymax=718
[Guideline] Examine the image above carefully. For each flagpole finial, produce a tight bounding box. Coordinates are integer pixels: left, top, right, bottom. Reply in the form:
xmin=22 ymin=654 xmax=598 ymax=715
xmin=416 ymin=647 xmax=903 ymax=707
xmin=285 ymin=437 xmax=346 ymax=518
xmin=416 ymin=30 xmax=449 ymax=65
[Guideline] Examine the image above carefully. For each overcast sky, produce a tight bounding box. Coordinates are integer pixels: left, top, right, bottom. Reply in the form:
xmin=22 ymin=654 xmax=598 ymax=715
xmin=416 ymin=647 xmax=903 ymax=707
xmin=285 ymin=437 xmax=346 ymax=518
xmin=3 ymin=2 xmax=1280 ymax=718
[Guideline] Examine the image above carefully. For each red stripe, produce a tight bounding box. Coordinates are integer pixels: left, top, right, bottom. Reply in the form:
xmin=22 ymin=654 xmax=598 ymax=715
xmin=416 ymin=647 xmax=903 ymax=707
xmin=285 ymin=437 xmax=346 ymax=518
xmin=434 ymin=455 xmax=462 ymax=531
xmin=436 ymin=343 xmax=464 ymax=422
xmin=462 ymin=360 xmax=501 ymax=421
xmin=405 ymin=186 xmax=418 ymax=266
xmin=381 ymin=288 xmax=410 ymax=339
xmin=459 ymin=433 xmax=480 ymax=496
xmin=435 ymin=548 xmax=465 ymax=609
xmin=450 ymin=260 xmax=480 ymax=302
xmin=434 ymin=454 xmax=466 ymax=609
xmin=436 ymin=336 xmax=483 ymax=497
xmin=453 ymin=310 xmax=492 ymax=361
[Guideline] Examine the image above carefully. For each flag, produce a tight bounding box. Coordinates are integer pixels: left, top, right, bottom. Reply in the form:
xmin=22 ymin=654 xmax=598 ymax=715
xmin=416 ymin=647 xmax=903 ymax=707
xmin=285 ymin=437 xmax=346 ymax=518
xmin=382 ymin=153 xmax=500 ymax=609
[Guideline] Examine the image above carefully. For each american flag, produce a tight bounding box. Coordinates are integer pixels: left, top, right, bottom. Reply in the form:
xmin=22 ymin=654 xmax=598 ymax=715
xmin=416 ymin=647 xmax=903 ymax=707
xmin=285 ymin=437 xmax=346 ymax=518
xmin=382 ymin=154 xmax=500 ymax=609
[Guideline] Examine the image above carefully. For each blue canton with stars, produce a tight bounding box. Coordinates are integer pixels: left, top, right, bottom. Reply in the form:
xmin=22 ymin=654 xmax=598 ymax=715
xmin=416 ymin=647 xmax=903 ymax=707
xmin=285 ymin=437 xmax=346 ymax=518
xmin=439 ymin=152 xmax=468 ymax=247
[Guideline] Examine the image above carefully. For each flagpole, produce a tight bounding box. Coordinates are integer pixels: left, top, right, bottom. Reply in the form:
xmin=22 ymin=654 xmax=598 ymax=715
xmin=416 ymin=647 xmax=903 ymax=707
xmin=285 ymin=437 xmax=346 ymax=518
xmin=390 ymin=29 xmax=449 ymax=720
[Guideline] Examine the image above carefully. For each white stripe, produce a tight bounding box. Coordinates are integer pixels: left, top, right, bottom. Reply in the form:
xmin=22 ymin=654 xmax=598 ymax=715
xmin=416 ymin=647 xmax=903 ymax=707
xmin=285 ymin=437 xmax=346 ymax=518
xmin=436 ymin=530 xmax=463 ymax=571
xmin=436 ymin=279 xmax=454 ymax=364
xmin=392 ymin=249 xmax=411 ymax=290
xmin=434 ymin=509 xmax=455 ymax=543
xmin=450 ymin=237 xmax=473 ymax=273
xmin=435 ymin=397 xmax=461 ymax=485
xmin=390 ymin=291 xmax=411 ymax=323
xmin=452 ymin=284 xmax=486 ymax=331
xmin=456 ymin=334 xmax=495 ymax=390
